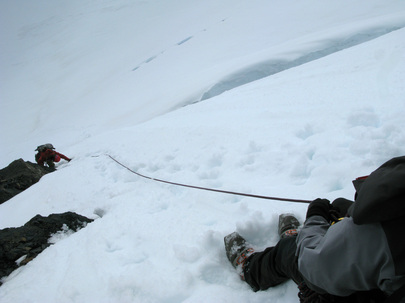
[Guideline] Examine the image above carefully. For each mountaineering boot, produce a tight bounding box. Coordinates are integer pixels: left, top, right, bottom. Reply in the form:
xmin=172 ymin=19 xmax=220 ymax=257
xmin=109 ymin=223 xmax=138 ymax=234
xmin=224 ymin=232 xmax=254 ymax=277
xmin=278 ymin=214 xmax=300 ymax=239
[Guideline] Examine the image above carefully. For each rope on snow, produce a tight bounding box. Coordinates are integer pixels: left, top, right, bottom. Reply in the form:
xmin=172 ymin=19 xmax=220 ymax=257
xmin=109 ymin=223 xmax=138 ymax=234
xmin=106 ymin=154 xmax=312 ymax=204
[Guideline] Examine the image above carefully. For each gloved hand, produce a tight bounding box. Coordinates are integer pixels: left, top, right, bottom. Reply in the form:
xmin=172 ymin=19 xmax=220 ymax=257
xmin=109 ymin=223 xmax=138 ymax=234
xmin=331 ymin=198 xmax=353 ymax=218
xmin=306 ymin=198 xmax=331 ymax=220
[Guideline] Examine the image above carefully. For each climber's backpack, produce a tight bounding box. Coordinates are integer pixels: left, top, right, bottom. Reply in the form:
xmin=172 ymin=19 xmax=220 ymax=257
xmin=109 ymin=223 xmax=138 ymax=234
xmin=35 ymin=144 xmax=55 ymax=153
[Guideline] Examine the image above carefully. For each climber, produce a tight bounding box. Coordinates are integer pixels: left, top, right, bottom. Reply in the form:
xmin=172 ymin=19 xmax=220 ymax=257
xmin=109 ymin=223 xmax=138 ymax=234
xmin=35 ymin=143 xmax=71 ymax=169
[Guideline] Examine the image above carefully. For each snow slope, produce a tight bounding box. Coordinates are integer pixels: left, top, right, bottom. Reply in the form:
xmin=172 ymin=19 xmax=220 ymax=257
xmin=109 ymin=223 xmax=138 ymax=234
xmin=1 ymin=0 xmax=405 ymax=302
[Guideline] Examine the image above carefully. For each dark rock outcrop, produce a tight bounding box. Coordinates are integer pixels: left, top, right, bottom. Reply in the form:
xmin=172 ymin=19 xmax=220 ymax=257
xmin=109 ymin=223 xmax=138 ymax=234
xmin=0 ymin=212 xmax=93 ymax=285
xmin=0 ymin=159 xmax=54 ymax=204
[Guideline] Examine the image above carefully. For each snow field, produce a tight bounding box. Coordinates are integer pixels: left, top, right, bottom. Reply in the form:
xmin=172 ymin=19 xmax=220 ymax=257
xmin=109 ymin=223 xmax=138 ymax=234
xmin=1 ymin=0 xmax=405 ymax=302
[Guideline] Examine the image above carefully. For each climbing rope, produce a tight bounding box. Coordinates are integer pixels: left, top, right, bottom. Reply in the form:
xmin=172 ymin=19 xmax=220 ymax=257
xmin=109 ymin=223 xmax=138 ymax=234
xmin=106 ymin=154 xmax=312 ymax=204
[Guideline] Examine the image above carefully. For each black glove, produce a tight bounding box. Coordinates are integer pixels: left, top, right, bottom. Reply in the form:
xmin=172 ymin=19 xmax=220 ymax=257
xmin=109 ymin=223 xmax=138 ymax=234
xmin=306 ymin=198 xmax=331 ymax=220
xmin=331 ymin=198 xmax=354 ymax=218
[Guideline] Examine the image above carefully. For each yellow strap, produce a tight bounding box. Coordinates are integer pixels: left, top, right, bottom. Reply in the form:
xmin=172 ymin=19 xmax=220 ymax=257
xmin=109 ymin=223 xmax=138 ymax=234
xmin=331 ymin=217 xmax=344 ymax=225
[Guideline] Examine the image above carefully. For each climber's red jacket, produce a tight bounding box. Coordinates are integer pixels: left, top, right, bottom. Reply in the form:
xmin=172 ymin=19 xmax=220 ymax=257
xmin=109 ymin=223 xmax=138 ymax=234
xmin=36 ymin=149 xmax=71 ymax=166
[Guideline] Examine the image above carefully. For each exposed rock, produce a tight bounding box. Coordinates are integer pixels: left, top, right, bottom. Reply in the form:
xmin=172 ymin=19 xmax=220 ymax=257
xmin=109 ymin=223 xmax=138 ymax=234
xmin=0 ymin=212 xmax=93 ymax=285
xmin=0 ymin=159 xmax=54 ymax=204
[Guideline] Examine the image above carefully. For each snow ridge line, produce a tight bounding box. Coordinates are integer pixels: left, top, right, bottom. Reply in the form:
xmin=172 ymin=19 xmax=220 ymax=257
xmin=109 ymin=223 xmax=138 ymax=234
xmin=106 ymin=154 xmax=312 ymax=203
xmin=200 ymin=25 xmax=404 ymax=101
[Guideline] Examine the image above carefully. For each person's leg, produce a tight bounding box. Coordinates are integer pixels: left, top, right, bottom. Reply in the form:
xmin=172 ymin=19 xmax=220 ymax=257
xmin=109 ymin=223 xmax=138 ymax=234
xmin=46 ymin=160 xmax=55 ymax=169
xmin=224 ymin=214 xmax=302 ymax=291
xmin=243 ymin=236 xmax=303 ymax=291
